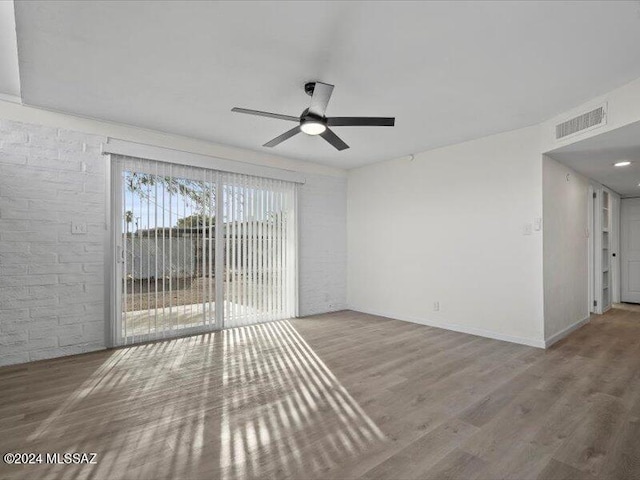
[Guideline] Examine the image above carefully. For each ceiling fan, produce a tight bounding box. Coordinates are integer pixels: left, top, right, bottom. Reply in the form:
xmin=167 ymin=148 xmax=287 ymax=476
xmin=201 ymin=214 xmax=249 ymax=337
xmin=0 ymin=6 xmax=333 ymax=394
xmin=231 ymin=81 xmax=395 ymax=151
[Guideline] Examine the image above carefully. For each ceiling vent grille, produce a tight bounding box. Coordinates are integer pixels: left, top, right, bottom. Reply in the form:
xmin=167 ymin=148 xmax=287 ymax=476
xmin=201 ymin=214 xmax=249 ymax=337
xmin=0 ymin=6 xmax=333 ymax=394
xmin=555 ymin=104 xmax=606 ymax=140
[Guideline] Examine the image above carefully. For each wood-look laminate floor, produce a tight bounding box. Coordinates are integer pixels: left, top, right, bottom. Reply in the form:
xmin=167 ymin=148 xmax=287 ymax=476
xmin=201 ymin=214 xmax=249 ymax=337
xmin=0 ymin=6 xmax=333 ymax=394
xmin=1 ymin=309 xmax=639 ymax=480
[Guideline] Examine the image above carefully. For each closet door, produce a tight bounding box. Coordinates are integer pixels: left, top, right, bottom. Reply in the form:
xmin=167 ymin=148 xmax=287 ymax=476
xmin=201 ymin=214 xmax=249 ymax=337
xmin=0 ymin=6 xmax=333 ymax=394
xmin=621 ymin=198 xmax=640 ymax=303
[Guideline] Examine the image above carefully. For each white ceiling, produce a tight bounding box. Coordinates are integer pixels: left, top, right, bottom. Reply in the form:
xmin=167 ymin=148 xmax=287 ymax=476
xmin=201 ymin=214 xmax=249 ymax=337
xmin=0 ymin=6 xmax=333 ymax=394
xmin=11 ymin=1 xmax=640 ymax=169
xmin=548 ymin=121 xmax=640 ymax=197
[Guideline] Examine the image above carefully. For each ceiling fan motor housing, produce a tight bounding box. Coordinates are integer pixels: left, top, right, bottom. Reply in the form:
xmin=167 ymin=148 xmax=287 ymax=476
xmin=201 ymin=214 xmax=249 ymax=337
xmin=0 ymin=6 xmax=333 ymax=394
xmin=300 ymin=108 xmax=325 ymax=123
xmin=304 ymin=82 xmax=316 ymax=97
xmin=300 ymin=109 xmax=327 ymax=135
xmin=231 ymin=80 xmax=394 ymax=150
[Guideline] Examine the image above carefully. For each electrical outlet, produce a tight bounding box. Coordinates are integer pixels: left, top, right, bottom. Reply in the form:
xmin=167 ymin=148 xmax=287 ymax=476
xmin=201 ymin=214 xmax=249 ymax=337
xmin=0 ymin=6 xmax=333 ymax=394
xmin=71 ymin=222 xmax=87 ymax=235
xmin=523 ymin=223 xmax=532 ymax=236
xmin=433 ymin=301 xmax=440 ymax=312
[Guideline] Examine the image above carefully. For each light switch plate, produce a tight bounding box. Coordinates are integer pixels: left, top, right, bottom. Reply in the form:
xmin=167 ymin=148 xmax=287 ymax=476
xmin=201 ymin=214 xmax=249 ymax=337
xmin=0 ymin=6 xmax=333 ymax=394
xmin=523 ymin=223 xmax=533 ymax=236
xmin=534 ymin=217 xmax=542 ymax=231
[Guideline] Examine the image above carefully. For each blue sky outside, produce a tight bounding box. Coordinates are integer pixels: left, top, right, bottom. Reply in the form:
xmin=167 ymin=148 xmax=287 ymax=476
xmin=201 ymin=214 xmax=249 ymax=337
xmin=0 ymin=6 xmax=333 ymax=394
xmin=123 ymin=171 xmax=269 ymax=234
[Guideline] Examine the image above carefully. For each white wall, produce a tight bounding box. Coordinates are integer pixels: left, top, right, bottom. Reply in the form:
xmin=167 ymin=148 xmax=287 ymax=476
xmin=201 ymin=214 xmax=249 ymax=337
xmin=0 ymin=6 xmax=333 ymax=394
xmin=299 ymin=174 xmax=348 ymax=315
xmin=0 ymin=106 xmax=347 ymax=366
xmin=346 ymin=75 xmax=640 ymax=349
xmin=0 ymin=120 xmax=107 ymax=365
xmin=347 ymin=126 xmax=545 ymax=347
xmin=542 ymin=156 xmax=589 ymax=344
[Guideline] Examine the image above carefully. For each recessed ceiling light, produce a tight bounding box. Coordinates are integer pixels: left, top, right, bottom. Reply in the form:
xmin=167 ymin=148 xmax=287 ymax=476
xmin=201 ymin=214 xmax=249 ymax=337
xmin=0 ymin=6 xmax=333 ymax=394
xmin=615 ymin=161 xmax=632 ymax=167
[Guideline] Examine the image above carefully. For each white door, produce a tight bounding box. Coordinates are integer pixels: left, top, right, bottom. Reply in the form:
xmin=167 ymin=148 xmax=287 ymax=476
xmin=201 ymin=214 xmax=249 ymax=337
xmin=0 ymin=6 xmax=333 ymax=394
xmin=620 ymin=198 xmax=640 ymax=303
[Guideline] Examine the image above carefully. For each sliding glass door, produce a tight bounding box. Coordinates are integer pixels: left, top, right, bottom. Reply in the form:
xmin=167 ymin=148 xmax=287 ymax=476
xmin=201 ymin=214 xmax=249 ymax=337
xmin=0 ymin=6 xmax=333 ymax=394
xmin=222 ymin=174 xmax=297 ymax=328
xmin=111 ymin=155 xmax=297 ymax=346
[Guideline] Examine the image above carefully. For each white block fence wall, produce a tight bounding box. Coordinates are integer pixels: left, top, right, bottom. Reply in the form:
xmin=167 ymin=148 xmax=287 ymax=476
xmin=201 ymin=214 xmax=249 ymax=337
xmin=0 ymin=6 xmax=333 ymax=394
xmin=0 ymin=118 xmax=347 ymax=366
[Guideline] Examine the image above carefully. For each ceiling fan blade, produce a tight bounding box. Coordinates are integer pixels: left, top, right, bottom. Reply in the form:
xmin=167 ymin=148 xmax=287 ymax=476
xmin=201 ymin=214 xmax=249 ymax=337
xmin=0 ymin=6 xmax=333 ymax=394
xmin=232 ymin=107 xmax=299 ymax=122
xmin=263 ymin=126 xmax=301 ymax=148
xmin=308 ymin=82 xmax=334 ymax=117
xmin=327 ymin=117 xmax=395 ymax=127
xmin=320 ymin=128 xmax=349 ymax=151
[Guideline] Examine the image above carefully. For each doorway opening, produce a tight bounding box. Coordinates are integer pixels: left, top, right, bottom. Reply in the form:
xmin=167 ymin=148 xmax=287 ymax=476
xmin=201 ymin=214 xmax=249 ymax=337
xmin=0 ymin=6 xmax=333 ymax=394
xmin=545 ymin=120 xmax=640 ymax=315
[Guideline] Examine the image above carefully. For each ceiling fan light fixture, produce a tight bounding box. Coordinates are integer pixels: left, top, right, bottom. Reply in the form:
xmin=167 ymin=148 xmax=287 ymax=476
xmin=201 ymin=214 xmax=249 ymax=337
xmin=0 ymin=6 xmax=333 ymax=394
xmin=232 ymin=81 xmax=395 ymax=150
xmin=300 ymin=120 xmax=326 ymax=135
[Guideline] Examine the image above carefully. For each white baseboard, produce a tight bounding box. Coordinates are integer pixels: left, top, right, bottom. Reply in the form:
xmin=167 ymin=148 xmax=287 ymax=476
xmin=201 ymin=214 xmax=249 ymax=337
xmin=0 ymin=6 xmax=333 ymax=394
xmin=0 ymin=93 xmax=22 ymax=104
xmin=544 ymin=315 xmax=591 ymax=348
xmin=348 ymin=306 xmax=546 ymax=349
xmin=299 ymin=304 xmax=348 ymax=317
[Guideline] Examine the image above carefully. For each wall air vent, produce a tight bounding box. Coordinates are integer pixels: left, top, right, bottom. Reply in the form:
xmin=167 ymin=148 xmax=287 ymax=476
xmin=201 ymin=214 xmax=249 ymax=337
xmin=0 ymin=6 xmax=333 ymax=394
xmin=555 ymin=104 xmax=607 ymax=140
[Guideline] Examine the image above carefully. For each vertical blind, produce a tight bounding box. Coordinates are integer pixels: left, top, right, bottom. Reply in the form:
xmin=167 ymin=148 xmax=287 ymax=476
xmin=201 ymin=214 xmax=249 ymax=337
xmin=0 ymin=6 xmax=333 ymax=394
xmin=222 ymin=173 xmax=297 ymax=329
xmin=112 ymin=155 xmax=297 ymax=345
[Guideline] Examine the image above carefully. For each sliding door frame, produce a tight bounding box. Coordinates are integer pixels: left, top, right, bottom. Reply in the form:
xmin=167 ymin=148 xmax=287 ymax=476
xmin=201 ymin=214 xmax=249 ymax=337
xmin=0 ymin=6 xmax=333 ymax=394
xmin=110 ymin=156 xmax=124 ymax=345
xmin=107 ymin=154 xmax=299 ymax=346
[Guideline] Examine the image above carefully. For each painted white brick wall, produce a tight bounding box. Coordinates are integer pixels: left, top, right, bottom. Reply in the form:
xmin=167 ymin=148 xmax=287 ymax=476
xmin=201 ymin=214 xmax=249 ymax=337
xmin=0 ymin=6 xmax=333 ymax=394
xmin=0 ymin=119 xmax=107 ymax=366
xmin=0 ymin=118 xmax=348 ymax=365
xmin=298 ymin=174 xmax=347 ymax=316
